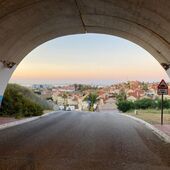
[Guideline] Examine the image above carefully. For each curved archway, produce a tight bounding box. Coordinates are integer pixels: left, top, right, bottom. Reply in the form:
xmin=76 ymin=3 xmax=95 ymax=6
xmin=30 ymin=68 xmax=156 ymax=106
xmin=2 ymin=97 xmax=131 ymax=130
xmin=0 ymin=0 xmax=170 ymax=103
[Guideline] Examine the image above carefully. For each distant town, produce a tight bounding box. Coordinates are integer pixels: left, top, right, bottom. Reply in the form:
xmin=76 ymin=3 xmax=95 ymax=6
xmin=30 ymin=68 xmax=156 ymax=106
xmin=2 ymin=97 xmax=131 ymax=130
xmin=26 ymin=81 xmax=170 ymax=112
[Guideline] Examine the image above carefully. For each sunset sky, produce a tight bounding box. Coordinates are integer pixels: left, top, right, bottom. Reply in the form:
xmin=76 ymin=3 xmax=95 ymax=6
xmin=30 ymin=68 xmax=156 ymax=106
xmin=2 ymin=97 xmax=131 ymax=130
xmin=10 ymin=33 xmax=169 ymax=85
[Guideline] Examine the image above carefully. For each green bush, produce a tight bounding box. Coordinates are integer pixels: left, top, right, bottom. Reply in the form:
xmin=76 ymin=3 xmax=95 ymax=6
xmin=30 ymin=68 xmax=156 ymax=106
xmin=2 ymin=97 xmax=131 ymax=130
xmin=134 ymin=99 xmax=155 ymax=109
xmin=0 ymin=84 xmax=44 ymax=117
xmin=117 ymin=100 xmax=134 ymax=112
xmin=157 ymin=99 xmax=170 ymax=109
xmin=117 ymin=98 xmax=170 ymax=112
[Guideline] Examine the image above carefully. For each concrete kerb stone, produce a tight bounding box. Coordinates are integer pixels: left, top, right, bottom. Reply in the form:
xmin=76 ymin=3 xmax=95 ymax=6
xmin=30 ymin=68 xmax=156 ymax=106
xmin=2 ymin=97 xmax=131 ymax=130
xmin=0 ymin=111 xmax=56 ymax=131
xmin=120 ymin=113 xmax=170 ymax=143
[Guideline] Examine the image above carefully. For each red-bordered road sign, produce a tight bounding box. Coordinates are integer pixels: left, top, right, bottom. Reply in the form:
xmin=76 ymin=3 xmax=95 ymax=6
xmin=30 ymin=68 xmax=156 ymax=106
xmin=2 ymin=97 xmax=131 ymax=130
xmin=157 ymin=79 xmax=168 ymax=95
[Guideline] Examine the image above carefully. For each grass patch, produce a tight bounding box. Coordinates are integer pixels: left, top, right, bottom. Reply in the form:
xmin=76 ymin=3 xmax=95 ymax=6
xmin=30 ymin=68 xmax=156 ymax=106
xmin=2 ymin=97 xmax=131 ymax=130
xmin=126 ymin=109 xmax=170 ymax=125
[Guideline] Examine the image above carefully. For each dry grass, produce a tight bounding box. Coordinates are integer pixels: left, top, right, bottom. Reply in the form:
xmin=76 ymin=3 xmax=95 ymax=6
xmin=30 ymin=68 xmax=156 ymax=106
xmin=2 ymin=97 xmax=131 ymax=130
xmin=126 ymin=109 xmax=170 ymax=125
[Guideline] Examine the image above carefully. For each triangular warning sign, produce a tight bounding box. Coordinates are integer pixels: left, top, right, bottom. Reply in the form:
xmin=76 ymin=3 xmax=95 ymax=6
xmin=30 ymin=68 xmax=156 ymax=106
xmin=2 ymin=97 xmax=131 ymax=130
xmin=158 ymin=79 xmax=168 ymax=89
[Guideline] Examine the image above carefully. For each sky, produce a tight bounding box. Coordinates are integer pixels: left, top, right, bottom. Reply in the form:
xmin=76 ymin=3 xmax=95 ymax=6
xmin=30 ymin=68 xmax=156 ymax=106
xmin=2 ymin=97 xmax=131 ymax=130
xmin=10 ymin=33 xmax=169 ymax=85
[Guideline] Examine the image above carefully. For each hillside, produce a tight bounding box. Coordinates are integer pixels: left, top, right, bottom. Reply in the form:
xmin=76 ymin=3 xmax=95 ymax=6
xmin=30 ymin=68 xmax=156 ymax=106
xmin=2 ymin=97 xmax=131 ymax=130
xmin=0 ymin=84 xmax=53 ymax=117
xmin=9 ymin=84 xmax=52 ymax=109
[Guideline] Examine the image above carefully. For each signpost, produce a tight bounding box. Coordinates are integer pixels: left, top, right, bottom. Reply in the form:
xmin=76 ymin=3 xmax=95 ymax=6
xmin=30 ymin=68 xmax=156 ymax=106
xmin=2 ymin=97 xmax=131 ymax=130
xmin=157 ymin=79 xmax=168 ymax=125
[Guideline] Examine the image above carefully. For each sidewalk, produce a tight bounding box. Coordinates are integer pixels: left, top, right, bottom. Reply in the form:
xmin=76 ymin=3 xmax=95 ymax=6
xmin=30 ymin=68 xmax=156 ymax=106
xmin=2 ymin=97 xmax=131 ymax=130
xmin=0 ymin=111 xmax=56 ymax=130
xmin=0 ymin=111 xmax=55 ymax=126
xmin=0 ymin=117 xmax=18 ymax=125
xmin=154 ymin=125 xmax=170 ymax=136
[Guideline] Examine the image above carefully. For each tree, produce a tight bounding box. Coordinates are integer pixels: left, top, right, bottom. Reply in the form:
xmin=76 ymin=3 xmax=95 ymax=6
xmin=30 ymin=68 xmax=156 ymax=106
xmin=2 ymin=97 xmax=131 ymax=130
xmin=116 ymin=90 xmax=127 ymax=102
xmin=74 ymin=84 xmax=97 ymax=92
xmin=142 ymin=82 xmax=148 ymax=91
xmin=85 ymin=93 xmax=98 ymax=111
xmin=62 ymin=92 xmax=68 ymax=110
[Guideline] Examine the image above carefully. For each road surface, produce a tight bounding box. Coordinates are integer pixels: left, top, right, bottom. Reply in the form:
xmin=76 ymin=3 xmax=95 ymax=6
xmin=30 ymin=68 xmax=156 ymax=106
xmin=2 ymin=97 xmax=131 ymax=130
xmin=0 ymin=111 xmax=170 ymax=170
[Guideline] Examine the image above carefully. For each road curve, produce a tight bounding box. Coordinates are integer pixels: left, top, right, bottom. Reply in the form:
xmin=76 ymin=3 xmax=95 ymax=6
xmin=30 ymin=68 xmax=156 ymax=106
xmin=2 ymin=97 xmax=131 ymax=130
xmin=0 ymin=111 xmax=170 ymax=170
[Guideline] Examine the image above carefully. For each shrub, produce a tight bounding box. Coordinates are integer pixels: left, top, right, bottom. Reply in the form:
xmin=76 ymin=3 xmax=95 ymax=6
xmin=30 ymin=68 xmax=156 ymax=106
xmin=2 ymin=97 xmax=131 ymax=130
xmin=0 ymin=84 xmax=44 ymax=117
xmin=134 ymin=99 xmax=154 ymax=109
xmin=6 ymin=84 xmax=52 ymax=110
xmin=116 ymin=98 xmax=170 ymax=113
xmin=117 ymin=100 xmax=134 ymax=112
xmin=157 ymin=99 xmax=170 ymax=109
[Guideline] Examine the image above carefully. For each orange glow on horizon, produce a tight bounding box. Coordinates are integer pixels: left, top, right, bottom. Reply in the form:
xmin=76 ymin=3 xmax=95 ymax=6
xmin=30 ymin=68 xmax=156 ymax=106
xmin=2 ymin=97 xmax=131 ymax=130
xmin=11 ymin=64 xmax=168 ymax=82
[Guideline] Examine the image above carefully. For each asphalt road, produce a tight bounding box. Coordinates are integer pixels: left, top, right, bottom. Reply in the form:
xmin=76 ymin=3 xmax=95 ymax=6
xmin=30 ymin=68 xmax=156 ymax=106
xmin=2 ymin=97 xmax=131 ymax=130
xmin=0 ymin=111 xmax=170 ymax=170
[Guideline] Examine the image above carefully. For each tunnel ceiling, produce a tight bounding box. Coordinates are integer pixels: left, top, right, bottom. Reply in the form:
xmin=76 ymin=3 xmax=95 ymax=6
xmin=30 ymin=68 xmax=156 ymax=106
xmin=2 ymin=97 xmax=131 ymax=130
xmin=0 ymin=0 xmax=169 ymax=69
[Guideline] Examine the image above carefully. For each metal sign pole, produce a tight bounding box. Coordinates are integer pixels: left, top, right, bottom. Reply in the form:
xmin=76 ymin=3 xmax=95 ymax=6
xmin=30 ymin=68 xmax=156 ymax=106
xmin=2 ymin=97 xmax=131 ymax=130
xmin=161 ymin=94 xmax=164 ymax=125
xmin=157 ymin=79 xmax=168 ymax=125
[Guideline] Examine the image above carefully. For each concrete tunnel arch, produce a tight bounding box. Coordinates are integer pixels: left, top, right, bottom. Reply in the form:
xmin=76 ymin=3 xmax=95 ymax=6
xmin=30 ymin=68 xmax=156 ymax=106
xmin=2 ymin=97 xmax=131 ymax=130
xmin=0 ymin=0 xmax=170 ymax=104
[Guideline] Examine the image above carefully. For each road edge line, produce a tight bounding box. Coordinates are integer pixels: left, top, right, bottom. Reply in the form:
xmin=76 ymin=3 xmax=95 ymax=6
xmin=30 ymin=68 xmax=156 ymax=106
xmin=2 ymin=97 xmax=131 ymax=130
xmin=0 ymin=111 xmax=56 ymax=131
xmin=120 ymin=113 xmax=170 ymax=143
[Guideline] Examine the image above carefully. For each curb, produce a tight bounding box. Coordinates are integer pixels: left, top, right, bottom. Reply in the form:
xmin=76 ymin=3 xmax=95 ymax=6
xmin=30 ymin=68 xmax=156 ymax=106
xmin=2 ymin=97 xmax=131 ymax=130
xmin=120 ymin=113 xmax=170 ymax=143
xmin=0 ymin=111 xmax=56 ymax=131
